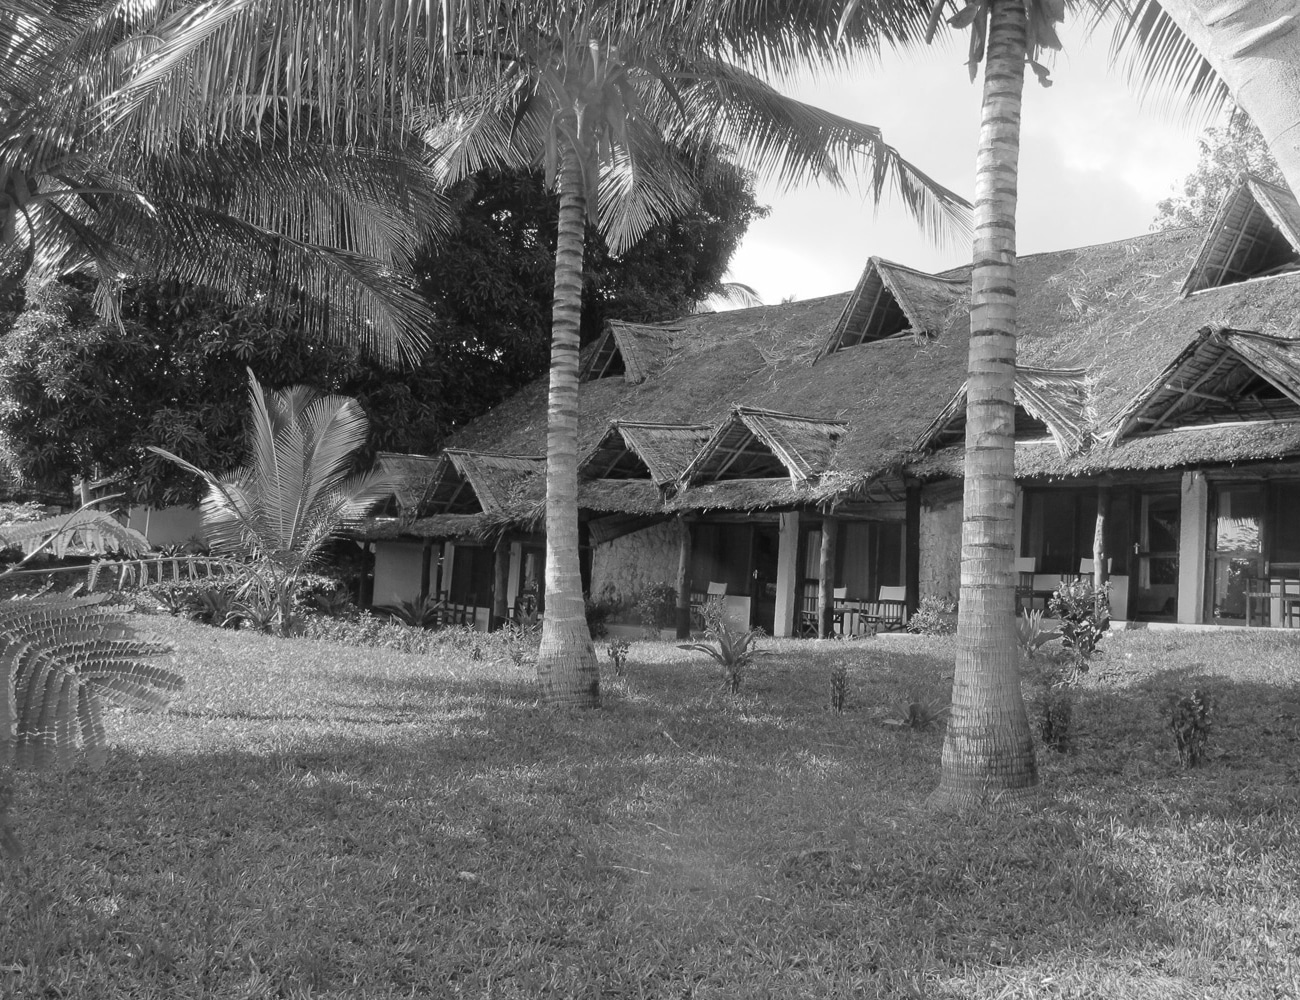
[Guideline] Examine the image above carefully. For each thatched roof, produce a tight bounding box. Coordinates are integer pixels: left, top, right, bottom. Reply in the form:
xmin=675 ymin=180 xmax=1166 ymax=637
xmin=422 ymin=450 xmax=543 ymax=515
xmin=681 ymin=406 xmax=846 ymax=484
xmin=579 ymin=421 xmax=712 ymax=485
xmin=359 ymin=513 xmax=491 ymax=541
xmin=1108 ymin=327 xmax=1300 ymax=441
xmin=816 ymin=257 xmax=966 ymax=359
xmin=375 ymin=452 xmax=441 ymax=512
xmin=915 ymin=366 xmax=1091 ymax=457
xmin=1183 ymin=175 xmax=1300 ymax=295
xmin=441 ymin=182 xmax=1300 ymax=514
xmin=580 ymin=320 xmax=681 ymax=383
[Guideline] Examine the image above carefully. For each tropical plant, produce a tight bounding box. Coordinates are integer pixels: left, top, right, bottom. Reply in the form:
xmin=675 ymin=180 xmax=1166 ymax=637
xmin=0 ymin=588 xmax=183 ymax=856
xmin=607 ymin=636 xmax=631 ymax=676
xmin=0 ymin=1 xmax=443 ymax=355
xmin=380 ymin=595 xmax=448 ymax=629
xmin=1168 ymin=687 xmax=1212 ymax=767
xmin=906 ymin=595 xmax=959 ymax=636
xmin=1016 ymin=608 xmax=1058 ymax=657
xmin=677 ymin=597 xmax=767 ymax=694
xmin=1048 ymin=578 xmax=1110 ymax=676
xmin=882 ymin=700 xmax=950 ymax=732
xmin=150 ymin=370 xmax=399 ymax=636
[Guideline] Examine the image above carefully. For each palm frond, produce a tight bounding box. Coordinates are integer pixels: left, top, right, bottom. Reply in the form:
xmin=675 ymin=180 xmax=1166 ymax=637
xmin=1100 ymin=0 xmax=1228 ymax=125
xmin=0 ymin=591 xmax=181 ymax=771
xmin=667 ymin=61 xmax=972 ymax=248
xmin=0 ymin=510 xmax=151 ymax=559
xmin=597 ymin=121 xmax=700 ymax=253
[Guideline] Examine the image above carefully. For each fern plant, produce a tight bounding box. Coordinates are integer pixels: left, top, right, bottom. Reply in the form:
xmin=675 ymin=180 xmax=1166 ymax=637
xmin=1 ymin=591 xmax=182 ymax=771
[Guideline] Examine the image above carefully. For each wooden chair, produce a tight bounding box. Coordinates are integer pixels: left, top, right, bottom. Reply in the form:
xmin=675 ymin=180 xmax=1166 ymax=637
xmin=859 ymin=585 xmax=908 ymax=632
xmin=1014 ymin=557 xmax=1036 ymax=613
xmin=690 ymin=581 xmax=727 ymax=628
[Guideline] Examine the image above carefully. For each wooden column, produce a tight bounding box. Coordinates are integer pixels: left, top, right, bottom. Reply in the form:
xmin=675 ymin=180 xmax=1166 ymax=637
xmin=905 ymin=482 xmax=921 ymax=618
xmin=818 ymin=514 xmax=839 ymax=638
xmin=1093 ymin=483 xmax=1111 ymax=619
xmin=491 ymin=535 xmax=510 ymax=630
xmin=675 ymin=517 xmax=693 ymax=638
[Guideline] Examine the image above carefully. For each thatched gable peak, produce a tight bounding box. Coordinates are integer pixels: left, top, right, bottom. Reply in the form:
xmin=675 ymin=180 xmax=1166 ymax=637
xmin=1183 ymin=175 xmax=1300 ymax=296
xmin=579 ymin=421 xmax=712 ymax=485
xmin=1107 ymin=327 xmax=1300 ymax=442
xmin=580 ymin=319 xmax=682 ymax=384
xmin=680 ymin=406 xmax=846 ymax=486
xmin=374 ymin=452 xmax=442 ymax=514
xmin=816 ymin=257 xmax=967 ymax=360
xmin=914 ymin=366 xmax=1091 ymax=458
xmin=420 ymin=449 xmax=544 ymax=516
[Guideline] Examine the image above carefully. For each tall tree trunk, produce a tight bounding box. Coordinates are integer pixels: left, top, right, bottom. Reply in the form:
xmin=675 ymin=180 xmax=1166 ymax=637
xmin=535 ymin=138 xmax=600 ymax=707
xmin=930 ymin=0 xmax=1038 ymax=810
xmin=1157 ymin=1 xmax=1300 ymax=199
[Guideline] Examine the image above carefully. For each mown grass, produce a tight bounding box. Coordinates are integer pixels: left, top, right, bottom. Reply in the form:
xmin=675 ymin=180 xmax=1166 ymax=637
xmin=2 ymin=618 xmax=1300 ymax=999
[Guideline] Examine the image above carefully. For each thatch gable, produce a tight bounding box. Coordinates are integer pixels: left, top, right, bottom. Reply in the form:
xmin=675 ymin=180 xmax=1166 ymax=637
xmin=422 ymin=450 xmax=543 ymax=515
xmin=580 ymin=320 xmax=681 ymax=383
xmin=359 ymin=512 xmax=491 ymax=541
xmin=1108 ymin=328 xmax=1300 ymax=441
xmin=579 ymin=421 xmax=712 ymax=484
xmin=816 ymin=257 xmax=966 ymax=359
xmin=1182 ymin=175 xmax=1300 ymax=295
xmin=375 ymin=452 xmax=442 ymax=512
xmin=680 ymin=407 xmax=846 ymax=485
xmin=914 ymin=366 xmax=1090 ymax=457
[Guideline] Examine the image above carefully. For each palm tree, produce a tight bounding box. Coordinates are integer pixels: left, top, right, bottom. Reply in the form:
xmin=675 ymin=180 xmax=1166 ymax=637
xmin=150 ymin=370 xmax=400 ymax=636
xmin=1108 ymin=2 xmax=1300 ymax=198
xmin=419 ymin=8 xmax=971 ymax=706
xmin=1 ymin=1 xmax=445 ymax=357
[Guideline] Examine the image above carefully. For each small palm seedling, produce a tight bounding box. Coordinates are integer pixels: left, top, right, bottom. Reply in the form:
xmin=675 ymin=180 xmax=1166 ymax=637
xmin=829 ymin=659 xmax=849 ymax=713
xmin=607 ymin=637 xmax=631 ymax=677
xmin=882 ymin=700 xmax=949 ymax=732
xmin=1169 ymin=688 xmax=1213 ymax=767
xmin=678 ymin=599 xmax=766 ymax=695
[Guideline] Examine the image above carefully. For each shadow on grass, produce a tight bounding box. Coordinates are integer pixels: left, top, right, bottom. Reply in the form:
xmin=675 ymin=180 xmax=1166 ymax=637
xmin=3 ymin=631 xmax=1297 ymax=998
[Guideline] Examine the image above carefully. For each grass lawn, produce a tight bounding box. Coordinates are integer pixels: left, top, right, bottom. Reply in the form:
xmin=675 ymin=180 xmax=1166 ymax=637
xmin=3 ymin=616 xmax=1300 ymax=999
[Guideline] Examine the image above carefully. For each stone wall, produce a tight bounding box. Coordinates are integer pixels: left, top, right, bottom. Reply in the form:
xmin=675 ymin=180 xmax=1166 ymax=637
xmin=590 ymin=520 xmax=681 ymax=604
xmin=919 ymin=493 xmax=961 ymax=602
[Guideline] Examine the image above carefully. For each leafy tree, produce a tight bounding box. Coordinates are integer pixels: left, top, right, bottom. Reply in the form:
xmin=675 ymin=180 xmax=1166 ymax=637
xmin=0 ymin=156 xmax=764 ymax=506
xmin=0 ymin=0 xmax=442 ymax=354
xmin=1153 ymin=108 xmax=1282 ymax=230
xmin=150 ymin=371 xmax=399 ymax=636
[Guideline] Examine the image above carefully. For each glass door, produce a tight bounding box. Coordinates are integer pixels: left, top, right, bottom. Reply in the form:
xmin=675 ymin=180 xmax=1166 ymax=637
xmin=1209 ymin=485 xmax=1264 ymax=622
xmin=1135 ymin=493 xmax=1180 ymax=620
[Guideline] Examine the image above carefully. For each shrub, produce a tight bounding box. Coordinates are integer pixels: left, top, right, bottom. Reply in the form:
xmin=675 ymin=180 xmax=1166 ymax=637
xmin=379 ymin=595 xmax=446 ymax=629
xmin=1169 ymin=688 xmax=1213 ymax=767
xmin=1048 ymin=579 xmax=1110 ymax=676
xmin=633 ymin=582 xmax=678 ymax=636
xmin=677 ymin=597 xmax=765 ymax=694
xmin=1040 ymin=688 xmax=1073 ymax=753
xmin=585 ymin=593 xmax=623 ymax=639
xmin=829 ymin=659 xmax=849 ymax=713
xmin=906 ymin=595 xmax=957 ymax=636
xmin=501 ymin=619 xmax=541 ymax=666
xmin=882 ymin=700 xmax=949 ymax=731
xmin=607 ymin=637 xmax=631 ymax=676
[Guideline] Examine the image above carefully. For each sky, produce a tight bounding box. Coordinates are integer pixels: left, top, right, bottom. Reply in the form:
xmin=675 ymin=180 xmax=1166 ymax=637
xmin=726 ymin=20 xmax=1210 ymax=306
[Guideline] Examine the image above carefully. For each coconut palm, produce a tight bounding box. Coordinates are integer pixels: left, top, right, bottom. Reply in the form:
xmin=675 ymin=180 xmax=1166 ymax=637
xmin=150 ymin=370 xmax=400 ymax=636
xmin=419 ymin=8 xmax=972 ymax=706
xmin=1 ymin=0 xmax=445 ymax=357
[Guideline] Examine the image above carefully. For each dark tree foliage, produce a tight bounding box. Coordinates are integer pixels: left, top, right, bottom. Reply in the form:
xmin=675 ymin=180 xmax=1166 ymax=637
xmin=0 ymin=156 xmax=764 ymax=507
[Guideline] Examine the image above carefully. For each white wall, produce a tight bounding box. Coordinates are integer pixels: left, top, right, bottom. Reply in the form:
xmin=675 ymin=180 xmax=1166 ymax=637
xmin=1178 ymin=471 xmax=1209 ymax=624
xmin=126 ymin=506 xmax=204 ymax=549
xmin=372 ymin=541 xmax=426 ymax=608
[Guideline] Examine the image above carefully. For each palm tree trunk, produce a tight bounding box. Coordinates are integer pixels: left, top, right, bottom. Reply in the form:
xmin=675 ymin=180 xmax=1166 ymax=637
xmin=535 ymin=137 xmax=600 ymax=708
xmin=929 ymin=0 xmax=1037 ymax=810
xmin=1156 ymin=1 xmax=1300 ymax=199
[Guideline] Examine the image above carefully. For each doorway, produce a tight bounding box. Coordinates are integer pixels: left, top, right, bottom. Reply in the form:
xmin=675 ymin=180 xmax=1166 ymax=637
xmin=750 ymin=525 xmax=780 ymax=634
xmin=1135 ymin=492 xmax=1180 ymax=620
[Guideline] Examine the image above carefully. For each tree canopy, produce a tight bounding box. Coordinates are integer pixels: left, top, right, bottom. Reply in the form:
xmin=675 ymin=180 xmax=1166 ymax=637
xmin=0 ymin=159 xmax=765 ymax=507
xmin=1153 ymin=109 xmax=1283 ymax=231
